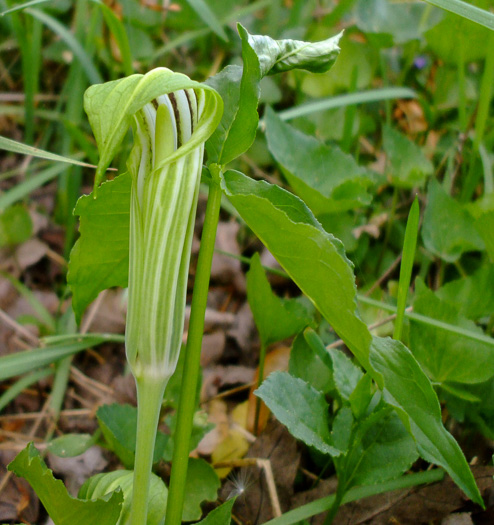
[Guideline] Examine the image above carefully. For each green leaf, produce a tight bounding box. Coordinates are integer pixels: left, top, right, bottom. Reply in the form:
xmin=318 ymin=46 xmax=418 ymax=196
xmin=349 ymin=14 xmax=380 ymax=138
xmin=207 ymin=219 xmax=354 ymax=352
xmin=84 ymin=67 xmax=222 ymax=188
xmin=67 ymin=172 xmax=131 ymax=324
xmin=437 ymin=264 xmax=494 ymax=320
xmin=79 ymin=470 xmax=166 ymax=525
xmin=0 ymin=135 xmax=99 ymax=169
xmin=255 ymin=371 xmax=341 ymax=456
xmin=369 ymin=336 xmax=483 ymax=506
xmin=265 ymin=107 xmax=372 ymax=214
xmin=422 ymin=179 xmax=484 ymax=262
xmin=206 ymin=25 xmax=342 ymax=167
xmin=289 ymin=332 xmax=334 ymax=395
xmin=0 ymin=204 xmax=32 ymax=247
xmin=422 ymin=0 xmax=494 ymax=31
xmin=8 ymin=443 xmax=123 ymax=525
xmin=383 ymin=125 xmax=433 ymax=188
xmin=247 ymin=252 xmax=312 ymax=347
xmin=349 ymin=374 xmax=373 ymax=420
xmin=394 ymin=197 xmax=420 ymax=340
xmin=184 ymin=0 xmax=228 ymax=41
xmin=196 ymin=498 xmax=236 ymax=525
xmin=347 ymin=408 xmax=418 ymax=486
xmin=0 ymin=336 xmax=108 ymax=381
xmin=205 ymin=30 xmax=261 ymax=166
xmin=243 ymin=26 xmax=342 ymax=76
xmin=47 ymin=434 xmax=95 ymax=458
xmin=410 ymin=279 xmax=494 ymax=384
xmin=221 ymin=169 xmax=373 ymax=372
xmin=472 ymin=210 xmax=494 ymax=262
xmin=96 ymin=404 xmax=167 ymax=469
xmin=355 ymin=0 xmax=442 ymax=44
xmin=182 ymin=458 xmax=221 ymax=521
xmin=331 ymin=406 xmax=353 ymax=454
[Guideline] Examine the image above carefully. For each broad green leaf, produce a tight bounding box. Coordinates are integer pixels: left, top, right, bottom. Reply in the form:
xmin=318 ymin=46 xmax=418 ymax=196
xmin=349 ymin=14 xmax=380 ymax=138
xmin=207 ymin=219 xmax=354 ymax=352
xmin=47 ymin=433 xmax=95 ymax=458
xmin=472 ymin=209 xmax=494 ymax=262
xmin=369 ymin=336 xmax=483 ymax=506
xmin=0 ymin=135 xmax=98 ymax=169
xmin=289 ymin=332 xmax=334 ymax=395
xmin=79 ymin=470 xmax=166 ymax=525
xmin=243 ymin=26 xmax=342 ymax=76
xmin=331 ymin=406 xmax=353 ymax=454
xmin=84 ymin=67 xmax=222 ymax=188
xmin=196 ymin=498 xmax=236 ymax=525
xmin=422 ymin=0 xmax=494 ymax=31
xmin=410 ymin=279 xmax=494 ymax=384
xmin=67 ymin=172 xmax=131 ymax=324
xmin=383 ymin=125 xmax=433 ymax=188
xmin=349 ymin=374 xmax=373 ymax=420
xmin=265 ymin=107 xmax=372 ymax=214
xmin=303 ymin=327 xmax=363 ymax=402
xmin=221 ymin=169 xmax=373 ymax=371
xmin=96 ymin=404 xmax=167 ymax=469
xmin=205 ymin=35 xmax=260 ymax=165
xmin=425 ymin=3 xmax=492 ymax=63
xmin=346 ymin=409 xmax=418 ymax=486
xmin=437 ymin=264 xmax=494 ymax=320
xmin=422 ymin=179 xmax=484 ymax=262
xmin=329 ymin=347 xmax=364 ymax=402
xmin=206 ymin=24 xmax=342 ymax=167
xmin=256 ymin=371 xmax=341 ymax=456
xmin=355 ymin=0 xmax=442 ymax=44
xmin=8 ymin=443 xmax=123 ymax=525
xmin=247 ymin=252 xmax=312 ymax=347
xmin=0 ymin=204 xmax=32 ymax=247
xmin=182 ymin=458 xmax=221 ymax=521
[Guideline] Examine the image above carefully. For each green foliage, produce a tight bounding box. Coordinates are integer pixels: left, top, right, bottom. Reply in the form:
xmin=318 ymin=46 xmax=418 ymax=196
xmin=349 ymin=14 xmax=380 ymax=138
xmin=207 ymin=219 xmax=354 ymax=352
xmin=0 ymin=204 xmax=32 ymax=247
xmin=247 ymin=252 xmax=312 ymax=347
xmin=410 ymin=279 xmax=494 ymax=384
xmin=221 ymin=169 xmax=373 ymax=372
xmin=182 ymin=458 xmax=221 ymax=521
xmin=265 ymin=107 xmax=372 ymax=214
xmin=382 ymin=125 xmax=433 ymax=188
xmin=369 ymin=336 xmax=483 ymax=506
xmin=422 ymin=179 xmax=485 ymax=262
xmin=79 ymin=470 xmax=166 ymax=525
xmin=195 ymin=498 xmax=236 ymax=525
xmin=8 ymin=443 xmax=123 ymax=525
xmin=96 ymin=404 xmax=167 ymax=469
xmin=68 ymin=172 xmax=131 ymax=323
xmin=47 ymin=433 xmax=96 ymax=458
xmin=256 ymin=371 xmax=342 ymax=456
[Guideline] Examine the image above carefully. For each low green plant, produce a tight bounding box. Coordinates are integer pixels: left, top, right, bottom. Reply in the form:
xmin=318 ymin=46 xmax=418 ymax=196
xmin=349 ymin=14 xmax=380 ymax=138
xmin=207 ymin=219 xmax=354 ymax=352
xmin=1 ymin=0 xmax=494 ymax=523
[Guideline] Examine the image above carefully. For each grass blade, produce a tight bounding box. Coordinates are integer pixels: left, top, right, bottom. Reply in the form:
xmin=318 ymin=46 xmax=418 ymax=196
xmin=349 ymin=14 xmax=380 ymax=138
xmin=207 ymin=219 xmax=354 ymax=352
xmin=184 ymin=0 xmax=228 ymax=41
xmin=0 ymin=368 xmax=52 ymax=412
xmin=0 ymin=337 xmax=108 ymax=381
xmin=421 ymin=0 xmax=494 ymax=31
xmin=0 ymin=0 xmax=49 ymax=16
xmin=394 ymin=197 xmax=420 ymax=341
xmin=25 ymin=7 xmax=103 ymax=84
xmin=277 ymin=87 xmax=417 ymax=121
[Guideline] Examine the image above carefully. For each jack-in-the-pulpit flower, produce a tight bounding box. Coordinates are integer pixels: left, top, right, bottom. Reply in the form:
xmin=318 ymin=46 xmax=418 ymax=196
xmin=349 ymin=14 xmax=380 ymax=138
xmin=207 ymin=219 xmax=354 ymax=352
xmin=125 ymin=87 xmax=210 ymax=382
xmin=81 ymin=68 xmax=222 ymax=525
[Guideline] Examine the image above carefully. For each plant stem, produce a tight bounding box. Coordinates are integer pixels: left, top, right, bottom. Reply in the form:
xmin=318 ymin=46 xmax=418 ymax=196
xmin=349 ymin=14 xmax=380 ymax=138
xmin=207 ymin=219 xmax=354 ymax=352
xmin=165 ymin=175 xmax=223 ymax=525
xmin=130 ymin=375 xmax=168 ymax=525
xmin=263 ymin=469 xmax=445 ymax=525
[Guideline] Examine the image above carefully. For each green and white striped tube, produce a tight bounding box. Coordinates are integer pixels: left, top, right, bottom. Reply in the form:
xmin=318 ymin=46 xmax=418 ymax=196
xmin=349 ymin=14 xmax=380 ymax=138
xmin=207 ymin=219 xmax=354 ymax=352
xmin=125 ymin=86 xmax=216 ymax=382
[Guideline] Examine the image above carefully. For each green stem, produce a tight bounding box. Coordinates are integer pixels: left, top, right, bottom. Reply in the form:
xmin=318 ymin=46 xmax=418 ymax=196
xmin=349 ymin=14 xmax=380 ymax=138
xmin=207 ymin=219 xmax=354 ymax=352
xmin=130 ymin=375 xmax=168 ymax=525
xmin=165 ymin=175 xmax=223 ymax=525
xmin=263 ymin=469 xmax=445 ymax=525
